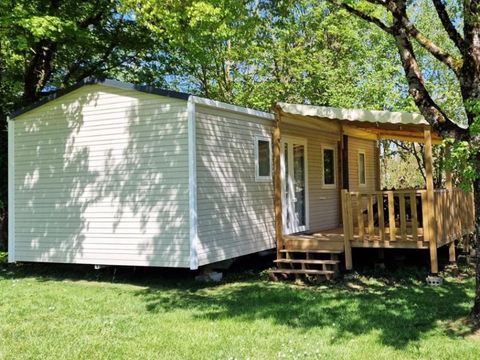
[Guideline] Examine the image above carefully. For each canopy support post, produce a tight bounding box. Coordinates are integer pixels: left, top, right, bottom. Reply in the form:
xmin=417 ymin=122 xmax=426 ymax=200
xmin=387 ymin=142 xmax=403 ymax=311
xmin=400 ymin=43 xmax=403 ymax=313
xmin=445 ymin=144 xmax=456 ymax=264
xmin=424 ymin=129 xmax=438 ymax=274
xmin=273 ymin=109 xmax=283 ymax=259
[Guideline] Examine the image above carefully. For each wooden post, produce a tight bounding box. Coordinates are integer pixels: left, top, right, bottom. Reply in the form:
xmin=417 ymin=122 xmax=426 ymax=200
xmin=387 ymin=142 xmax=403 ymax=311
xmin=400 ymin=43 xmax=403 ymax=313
xmin=342 ymin=135 xmax=349 ymax=190
xmin=424 ymin=129 xmax=438 ymax=274
xmin=273 ymin=109 xmax=283 ymax=259
xmin=338 ymin=128 xmax=344 ymax=224
xmin=374 ymin=141 xmax=381 ymax=191
xmin=445 ymin=146 xmax=453 ymax=191
xmin=445 ymin=144 xmax=456 ymax=263
xmin=341 ymin=190 xmax=353 ymax=270
xmin=449 ymin=241 xmax=456 ymax=263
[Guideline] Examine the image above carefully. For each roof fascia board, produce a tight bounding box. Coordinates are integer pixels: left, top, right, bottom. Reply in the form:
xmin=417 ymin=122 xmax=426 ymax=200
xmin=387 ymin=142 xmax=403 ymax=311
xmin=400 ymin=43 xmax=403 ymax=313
xmin=192 ymin=96 xmax=274 ymax=121
xmin=10 ymin=78 xmax=190 ymax=119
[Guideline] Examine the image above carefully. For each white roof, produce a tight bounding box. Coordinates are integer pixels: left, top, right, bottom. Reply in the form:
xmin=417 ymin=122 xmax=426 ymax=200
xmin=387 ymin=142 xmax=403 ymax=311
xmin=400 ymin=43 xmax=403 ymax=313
xmin=277 ymin=102 xmax=429 ymax=127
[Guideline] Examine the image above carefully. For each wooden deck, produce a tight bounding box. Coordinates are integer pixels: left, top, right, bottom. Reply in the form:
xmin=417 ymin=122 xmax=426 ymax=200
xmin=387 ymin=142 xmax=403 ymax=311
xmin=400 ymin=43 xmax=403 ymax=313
xmin=284 ymin=228 xmax=344 ymax=252
xmin=277 ymin=187 xmax=475 ymax=277
xmin=284 ymin=227 xmax=429 ymax=252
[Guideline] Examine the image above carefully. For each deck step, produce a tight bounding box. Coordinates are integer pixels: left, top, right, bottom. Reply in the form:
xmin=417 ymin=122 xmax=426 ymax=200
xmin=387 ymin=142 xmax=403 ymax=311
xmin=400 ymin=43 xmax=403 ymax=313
xmin=274 ymin=259 xmax=340 ymax=265
xmin=280 ymin=249 xmax=343 ymax=254
xmin=270 ymin=269 xmax=336 ymax=275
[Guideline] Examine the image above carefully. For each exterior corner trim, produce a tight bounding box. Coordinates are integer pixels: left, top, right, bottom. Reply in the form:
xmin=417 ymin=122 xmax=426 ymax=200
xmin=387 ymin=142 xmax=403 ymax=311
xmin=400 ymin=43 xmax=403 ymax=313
xmin=8 ymin=118 xmax=15 ymax=262
xmin=187 ymin=96 xmax=199 ymax=270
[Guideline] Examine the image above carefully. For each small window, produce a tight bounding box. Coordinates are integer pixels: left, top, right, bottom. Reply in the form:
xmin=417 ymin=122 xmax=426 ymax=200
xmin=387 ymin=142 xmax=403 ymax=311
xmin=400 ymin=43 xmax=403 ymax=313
xmin=255 ymin=136 xmax=271 ymax=181
xmin=322 ymin=147 xmax=336 ymax=188
xmin=358 ymin=151 xmax=366 ymax=186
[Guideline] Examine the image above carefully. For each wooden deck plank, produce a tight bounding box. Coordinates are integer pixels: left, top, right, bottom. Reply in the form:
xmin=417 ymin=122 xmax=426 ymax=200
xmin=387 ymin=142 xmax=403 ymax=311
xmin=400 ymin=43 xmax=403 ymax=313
xmin=280 ymin=249 xmax=344 ymax=254
xmin=351 ymin=241 xmax=429 ymax=249
xmin=274 ymin=259 xmax=340 ymax=265
xmin=283 ymin=225 xmax=428 ymax=251
xmin=271 ymin=269 xmax=336 ymax=275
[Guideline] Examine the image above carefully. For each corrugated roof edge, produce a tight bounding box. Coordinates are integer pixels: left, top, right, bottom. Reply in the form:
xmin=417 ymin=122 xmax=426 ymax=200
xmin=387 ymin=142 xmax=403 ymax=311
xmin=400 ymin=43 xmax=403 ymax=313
xmin=276 ymin=102 xmax=468 ymax=130
xmin=276 ymin=102 xmax=429 ymax=126
xmin=10 ymin=77 xmax=191 ymax=119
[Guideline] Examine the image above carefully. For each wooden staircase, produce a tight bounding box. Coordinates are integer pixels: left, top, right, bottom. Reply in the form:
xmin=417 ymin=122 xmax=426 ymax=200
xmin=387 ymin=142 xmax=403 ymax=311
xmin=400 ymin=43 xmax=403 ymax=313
xmin=270 ymin=249 xmax=342 ymax=280
xmin=270 ymin=230 xmax=345 ymax=281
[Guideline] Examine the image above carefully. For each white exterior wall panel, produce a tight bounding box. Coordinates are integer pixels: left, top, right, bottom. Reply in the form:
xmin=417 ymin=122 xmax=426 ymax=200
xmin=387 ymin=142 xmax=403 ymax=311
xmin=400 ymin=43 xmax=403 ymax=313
xmin=195 ymin=106 xmax=275 ymax=266
xmin=13 ymin=85 xmax=191 ymax=267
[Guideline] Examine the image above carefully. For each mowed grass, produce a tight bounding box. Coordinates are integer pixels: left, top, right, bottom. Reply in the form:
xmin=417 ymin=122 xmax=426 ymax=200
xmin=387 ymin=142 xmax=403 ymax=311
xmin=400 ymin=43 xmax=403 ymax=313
xmin=0 ymin=263 xmax=479 ymax=360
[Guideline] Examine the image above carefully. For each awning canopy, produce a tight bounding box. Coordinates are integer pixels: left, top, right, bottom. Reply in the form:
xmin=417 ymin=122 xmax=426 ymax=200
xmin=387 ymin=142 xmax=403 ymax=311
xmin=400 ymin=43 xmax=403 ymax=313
xmin=275 ymin=102 xmax=443 ymax=143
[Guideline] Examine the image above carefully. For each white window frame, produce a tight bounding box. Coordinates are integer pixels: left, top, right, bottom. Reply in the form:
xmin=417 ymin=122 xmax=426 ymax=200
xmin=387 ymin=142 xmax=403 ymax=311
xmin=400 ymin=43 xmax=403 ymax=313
xmin=358 ymin=150 xmax=367 ymax=187
xmin=254 ymin=135 xmax=272 ymax=182
xmin=321 ymin=145 xmax=337 ymax=189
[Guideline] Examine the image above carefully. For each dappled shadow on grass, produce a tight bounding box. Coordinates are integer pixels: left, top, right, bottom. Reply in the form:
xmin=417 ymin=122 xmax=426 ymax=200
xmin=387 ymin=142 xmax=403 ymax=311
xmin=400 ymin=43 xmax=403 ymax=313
xmin=136 ymin=272 xmax=473 ymax=349
xmin=0 ymin=262 xmax=197 ymax=287
xmin=0 ymin=262 xmax=475 ymax=349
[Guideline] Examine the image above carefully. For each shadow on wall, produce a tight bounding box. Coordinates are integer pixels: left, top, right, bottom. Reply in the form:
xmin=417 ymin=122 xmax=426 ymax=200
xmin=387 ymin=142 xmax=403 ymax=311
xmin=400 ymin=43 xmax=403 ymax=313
xmin=16 ymin=90 xmax=189 ymax=266
xmin=104 ymin=100 xmax=189 ymax=266
xmin=194 ymin=109 xmax=275 ymax=265
xmin=16 ymin=92 xmax=101 ymax=262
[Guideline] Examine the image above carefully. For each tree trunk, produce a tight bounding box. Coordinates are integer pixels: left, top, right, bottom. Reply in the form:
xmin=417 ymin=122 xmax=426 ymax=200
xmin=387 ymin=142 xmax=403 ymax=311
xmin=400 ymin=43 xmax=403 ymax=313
xmin=23 ymin=40 xmax=57 ymax=102
xmin=472 ymin=159 xmax=480 ymax=323
xmin=461 ymin=21 xmax=480 ymax=321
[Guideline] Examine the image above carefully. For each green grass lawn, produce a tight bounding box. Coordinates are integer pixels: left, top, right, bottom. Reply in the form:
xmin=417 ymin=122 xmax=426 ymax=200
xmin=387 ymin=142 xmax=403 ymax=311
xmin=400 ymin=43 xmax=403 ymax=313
xmin=0 ymin=262 xmax=479 ymax=360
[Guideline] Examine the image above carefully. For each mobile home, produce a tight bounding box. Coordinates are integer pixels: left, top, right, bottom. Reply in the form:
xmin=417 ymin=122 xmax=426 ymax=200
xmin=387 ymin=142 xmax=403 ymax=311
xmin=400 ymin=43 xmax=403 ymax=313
xmin=9 ymin=79 xmax=474 ymax=274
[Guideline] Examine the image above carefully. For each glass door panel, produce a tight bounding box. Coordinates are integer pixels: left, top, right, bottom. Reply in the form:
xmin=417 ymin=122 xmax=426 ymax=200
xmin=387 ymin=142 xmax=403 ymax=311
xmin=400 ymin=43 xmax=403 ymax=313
xmin=293 ymin=144 xmax=306 ymax=229
xmin=281 ymin=138 xmax=308 ymax=234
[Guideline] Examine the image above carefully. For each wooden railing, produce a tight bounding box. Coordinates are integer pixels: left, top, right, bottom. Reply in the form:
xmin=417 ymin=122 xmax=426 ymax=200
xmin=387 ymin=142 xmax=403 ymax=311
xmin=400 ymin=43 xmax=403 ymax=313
xmin=433 ymin=188 xmax=475 ymax=246
xmin=341 ymin=188 xmax=475 ymax=248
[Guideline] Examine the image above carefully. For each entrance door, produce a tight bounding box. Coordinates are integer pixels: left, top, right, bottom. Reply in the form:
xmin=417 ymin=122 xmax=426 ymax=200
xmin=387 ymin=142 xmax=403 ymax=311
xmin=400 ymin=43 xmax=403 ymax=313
xmin=281 ymin=137 xmax=308 ymax=234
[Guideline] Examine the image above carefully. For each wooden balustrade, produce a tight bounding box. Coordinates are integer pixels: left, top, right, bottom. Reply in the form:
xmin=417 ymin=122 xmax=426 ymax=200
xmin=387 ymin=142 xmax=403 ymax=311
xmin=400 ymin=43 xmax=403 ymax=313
xmin=341 ymin=188 xmax=475 ymax=250
xmin=433 ymin=188 xmax=475 ymax=247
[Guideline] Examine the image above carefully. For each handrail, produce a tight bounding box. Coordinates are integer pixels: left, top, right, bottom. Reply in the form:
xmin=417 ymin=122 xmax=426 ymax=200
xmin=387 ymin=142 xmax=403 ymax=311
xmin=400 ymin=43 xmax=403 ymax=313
xmin=341 ymin=187 xmax=474 ymax=247
xmin=348 ymin=189 xmax=426 ymax=195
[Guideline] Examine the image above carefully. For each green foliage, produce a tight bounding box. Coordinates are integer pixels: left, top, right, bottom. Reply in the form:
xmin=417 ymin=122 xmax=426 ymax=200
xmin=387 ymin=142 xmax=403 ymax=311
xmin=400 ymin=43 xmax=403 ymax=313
xmin=443 ymin=101 xmax=480 ymax=192
xmin=408 ymin=0 xmax=466 ymax=126
xmin=1 ymin=0 xmax=477 ymax=217
xmin=466 ymin=100 xmax=480 ymax=136
xmin=0 ymin=0 xmax=161 ymax=104
xmin=444 ymin=138 xmax=479 ymax=191
xmin=125 ymin=0 xmax=413 ymax=111
xmin=381 ymin=146 xmax=426 ymax=189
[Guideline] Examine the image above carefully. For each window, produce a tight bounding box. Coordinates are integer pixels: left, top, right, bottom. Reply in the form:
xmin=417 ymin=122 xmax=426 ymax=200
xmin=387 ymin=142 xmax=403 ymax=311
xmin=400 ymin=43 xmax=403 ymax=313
xmin=255 ymin=136 xmax=271 ymax=181
xmin=322 ymin=147 xmax=336 ymax=188
xmin=358 ymin=151 xmax=366 ymax=186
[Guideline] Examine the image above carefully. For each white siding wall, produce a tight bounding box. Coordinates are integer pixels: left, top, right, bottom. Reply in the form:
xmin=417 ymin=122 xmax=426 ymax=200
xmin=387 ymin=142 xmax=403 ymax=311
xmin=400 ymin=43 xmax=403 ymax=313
xmin=348 ymin=136 xmax=378 ymax=192
xmin=195 ymin=105 xmax=275 ymax=266
xmin=348 ymin=136 xmax=379 ymax=219
xmin=13 ymin=85 xmax=191 ymax=267
xmin=281 ymin=121 xmax=341 ymax=231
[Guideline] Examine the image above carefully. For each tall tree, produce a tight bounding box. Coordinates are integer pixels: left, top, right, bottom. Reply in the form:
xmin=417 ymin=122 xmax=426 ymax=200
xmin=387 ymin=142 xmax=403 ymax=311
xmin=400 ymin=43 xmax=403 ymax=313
xmin=330 ymin=0 xmax=480 ymax=322
xmin=0 ymin=0 xmax=162 ymax=249
xmin=126 ymin=0 xmax=415 ymax=111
